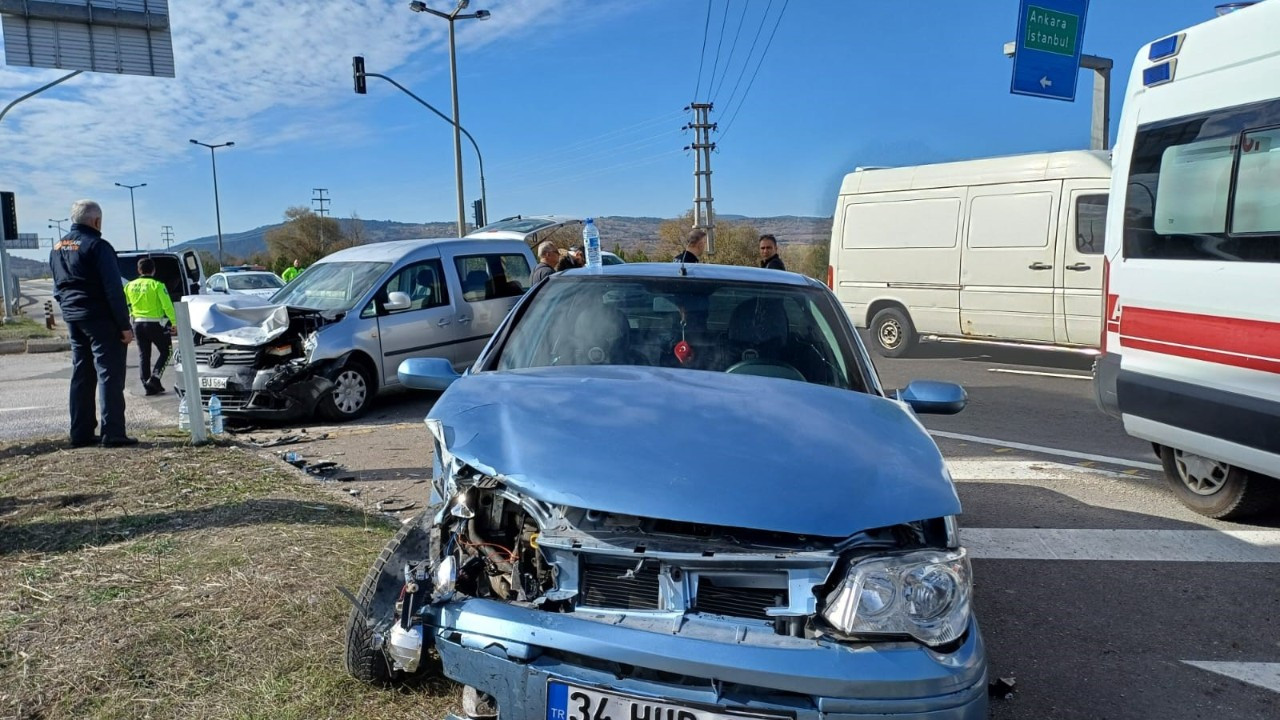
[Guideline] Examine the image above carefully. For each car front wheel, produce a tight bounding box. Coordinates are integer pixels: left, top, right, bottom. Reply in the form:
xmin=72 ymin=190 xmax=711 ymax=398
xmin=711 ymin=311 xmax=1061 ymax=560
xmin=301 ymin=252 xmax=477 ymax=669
xmin=318 ymin=361 xmax=373 ymax=421
xmin=1159 ymin=446 xmax=1279 ymax=520
xmin=870 ymin=307 xmax=917 ymax=358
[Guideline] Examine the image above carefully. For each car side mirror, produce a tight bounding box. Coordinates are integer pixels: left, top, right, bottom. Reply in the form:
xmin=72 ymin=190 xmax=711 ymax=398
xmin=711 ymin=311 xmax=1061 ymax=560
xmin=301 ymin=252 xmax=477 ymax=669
xmin=398 ymin=357 xmax=461 ymax=391
xmin=384 ymin=291 xmax=412 ymax=313
xmin=894 ymin=380 xmax=967 ymax=415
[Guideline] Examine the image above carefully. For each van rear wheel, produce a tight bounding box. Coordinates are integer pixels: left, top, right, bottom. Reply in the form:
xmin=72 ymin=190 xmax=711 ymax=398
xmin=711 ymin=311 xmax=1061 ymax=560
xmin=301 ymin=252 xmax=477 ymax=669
xmin=1159 ymin=446 xmax=1279 ymax=520
xmin=870 ymin=307 xmax=917 ymax=358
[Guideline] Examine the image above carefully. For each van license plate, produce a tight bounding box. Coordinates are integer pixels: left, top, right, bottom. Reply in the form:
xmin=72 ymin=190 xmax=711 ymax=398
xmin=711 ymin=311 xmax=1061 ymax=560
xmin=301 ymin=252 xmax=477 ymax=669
xmin=547 ymin=682 xmax=776 ymax=720
xmin=199 ymin=376 xmax=227 ymax=390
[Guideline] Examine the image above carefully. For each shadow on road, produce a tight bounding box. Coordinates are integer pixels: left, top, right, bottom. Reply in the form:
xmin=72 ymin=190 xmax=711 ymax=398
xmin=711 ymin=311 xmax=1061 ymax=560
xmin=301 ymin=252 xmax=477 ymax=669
xmin=901 ymin=342 xmax=1095 ymax=372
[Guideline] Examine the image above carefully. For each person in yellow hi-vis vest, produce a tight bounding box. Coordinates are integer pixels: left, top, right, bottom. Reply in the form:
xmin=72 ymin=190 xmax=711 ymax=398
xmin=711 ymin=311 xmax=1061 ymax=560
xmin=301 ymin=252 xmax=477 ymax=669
xmin=123 ymin=257 xmax=177 ymax=396
xmin=281 ymin=259 xmax=304 ymax=283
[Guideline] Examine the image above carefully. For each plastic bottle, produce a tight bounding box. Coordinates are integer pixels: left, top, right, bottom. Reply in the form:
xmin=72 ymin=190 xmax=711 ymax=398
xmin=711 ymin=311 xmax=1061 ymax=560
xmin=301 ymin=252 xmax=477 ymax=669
xmin=178 ymin=395 xmax=190 ymax=431
xmin=582 ymin=218 xmax=602 ymax=269
xmin=208 ymin=394 xmax=224 ymax=435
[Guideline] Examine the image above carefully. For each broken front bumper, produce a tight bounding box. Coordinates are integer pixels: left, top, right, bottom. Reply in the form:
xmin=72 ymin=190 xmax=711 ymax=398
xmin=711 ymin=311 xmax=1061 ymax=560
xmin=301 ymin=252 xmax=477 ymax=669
xmin=428 ymin=598 xmax=988 ymax=720
xmin=174 ymin=360 xmax=334 ymax=421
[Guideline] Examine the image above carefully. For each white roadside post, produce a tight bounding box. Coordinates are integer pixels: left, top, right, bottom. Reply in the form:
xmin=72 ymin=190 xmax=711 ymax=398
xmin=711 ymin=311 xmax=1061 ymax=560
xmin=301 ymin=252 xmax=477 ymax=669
xmin=174 ymin=301 xmax=209 ymax=444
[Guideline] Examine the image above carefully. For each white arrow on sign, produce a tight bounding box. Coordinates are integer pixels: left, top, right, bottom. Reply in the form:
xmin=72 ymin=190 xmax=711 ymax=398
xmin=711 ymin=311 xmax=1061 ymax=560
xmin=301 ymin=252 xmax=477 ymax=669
xmin=1184 ymin=661 xmax=1280 ymax=695
xmin=1039 ymin=76 xmax=1053 ymax=89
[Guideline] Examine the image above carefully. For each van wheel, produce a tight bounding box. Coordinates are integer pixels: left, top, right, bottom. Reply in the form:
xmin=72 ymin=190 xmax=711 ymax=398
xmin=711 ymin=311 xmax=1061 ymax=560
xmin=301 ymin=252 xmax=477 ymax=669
xmin=318 ymin=361 xmax=373 ymax=421
xmin=1159 ymin=446 xmax=1279 ymax=520
xmin=870 ymin=307 xmax=917 ymax=358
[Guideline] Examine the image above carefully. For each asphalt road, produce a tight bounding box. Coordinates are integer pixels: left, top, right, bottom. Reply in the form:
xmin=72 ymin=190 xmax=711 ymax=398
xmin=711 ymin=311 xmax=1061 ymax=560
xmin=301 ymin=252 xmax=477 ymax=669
xmin=2 ymin=334 xmax=1277 ymax=718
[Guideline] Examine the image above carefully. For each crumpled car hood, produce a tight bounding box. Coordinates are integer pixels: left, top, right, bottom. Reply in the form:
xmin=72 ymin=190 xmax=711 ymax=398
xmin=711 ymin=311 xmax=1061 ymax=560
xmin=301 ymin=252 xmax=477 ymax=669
xmin=427 ymin=366 xmax=961 ymax=537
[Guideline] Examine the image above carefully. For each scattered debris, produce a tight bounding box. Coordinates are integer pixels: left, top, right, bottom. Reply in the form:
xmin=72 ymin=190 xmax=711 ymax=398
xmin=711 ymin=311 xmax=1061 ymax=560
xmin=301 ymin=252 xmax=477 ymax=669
xmin=305 ymin=461 xmax=339 ymax=476
xmin=251 ymin=433 xmax=329 ymax=448
xmin=336 ymin=475 xmax=357 ymax=483
xmin=377 ymin=496 xmax=416 ymax=513
xmin=988 ymin=676 xmax=1017 ymax=700
xmin=283 ymin=451 xmax=305 ymax=468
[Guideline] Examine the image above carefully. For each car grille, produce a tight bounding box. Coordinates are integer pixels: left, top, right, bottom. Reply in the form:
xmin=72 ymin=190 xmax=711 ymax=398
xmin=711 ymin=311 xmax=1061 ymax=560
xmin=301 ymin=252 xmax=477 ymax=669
xmin=199 ymin=389 xmax=251 ymax=411
xmin=580 ymin=560 xmax=661 ymax=611
xmin=194 ymin=343 xmax=258 ymax=367
xmin=693 ymin=577 xmax=787 ymax=621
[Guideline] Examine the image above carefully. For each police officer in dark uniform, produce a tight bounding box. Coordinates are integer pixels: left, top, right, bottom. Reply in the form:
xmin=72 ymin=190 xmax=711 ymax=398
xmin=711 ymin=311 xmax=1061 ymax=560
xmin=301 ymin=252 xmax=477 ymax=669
xmin=49 ymin=200 xmax=137 ymax=448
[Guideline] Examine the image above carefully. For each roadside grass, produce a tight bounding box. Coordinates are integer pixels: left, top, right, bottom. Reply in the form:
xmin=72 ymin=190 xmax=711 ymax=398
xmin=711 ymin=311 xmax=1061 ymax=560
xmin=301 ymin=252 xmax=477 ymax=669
xmin=0 ymin=317 xmax=55 ymax=341
xmin=0 ymin=436 xmax=456 ymax=719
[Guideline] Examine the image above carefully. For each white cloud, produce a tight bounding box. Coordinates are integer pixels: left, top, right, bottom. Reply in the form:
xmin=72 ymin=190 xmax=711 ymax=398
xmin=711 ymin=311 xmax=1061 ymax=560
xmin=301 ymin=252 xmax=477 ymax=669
xmin=0 ymin=0 xmax=594 ymax=234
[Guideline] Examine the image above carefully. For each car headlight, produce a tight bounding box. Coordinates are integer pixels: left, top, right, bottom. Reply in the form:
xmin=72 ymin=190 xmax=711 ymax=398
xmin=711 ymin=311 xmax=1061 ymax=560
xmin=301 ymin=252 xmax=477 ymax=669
xmin=821 ymin=548 xmax=971 ymax=647
xmin=302 ymin=333 xmax=318 ymax=361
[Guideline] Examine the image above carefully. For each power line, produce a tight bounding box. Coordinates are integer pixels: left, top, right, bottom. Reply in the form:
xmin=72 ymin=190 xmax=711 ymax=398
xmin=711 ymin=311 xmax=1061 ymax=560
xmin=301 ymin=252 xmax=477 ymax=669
xmin=705 ymin=1 xmax=731 ymax=102
xmin=692 ymin=0 xmax=714 ymax=101
xmin=717 ymin=0 xmax=772 ymax=115
xmin=511 ymin=150 xmax=685 ymax=195
xmin=489 ymin=111 xmax=684 ymax=172
xmin=719 ymin=0 xmax=790 ymax=142
xmin=710 ymin=0 xmax=751 ymax=103
xmin=499 ymin=128 xmax=682 ymax=185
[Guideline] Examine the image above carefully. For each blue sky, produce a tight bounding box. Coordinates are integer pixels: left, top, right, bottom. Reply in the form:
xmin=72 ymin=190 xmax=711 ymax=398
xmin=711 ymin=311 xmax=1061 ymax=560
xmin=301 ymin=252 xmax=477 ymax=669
xmin=1 ymin=0 xmax=1221 ymax=258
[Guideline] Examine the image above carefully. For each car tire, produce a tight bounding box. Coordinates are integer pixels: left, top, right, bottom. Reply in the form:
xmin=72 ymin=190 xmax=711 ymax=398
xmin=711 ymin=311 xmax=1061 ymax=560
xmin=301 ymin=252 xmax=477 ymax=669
xmin=345 ymin=510 xmax=436 ymax=685
xmin=318 ymin=361 xmax=374 ymax=421
xmin=1159 ymin=445 xmax=1279 ymax=520
xmin=870 ymin=307 xmax=917 ymax=358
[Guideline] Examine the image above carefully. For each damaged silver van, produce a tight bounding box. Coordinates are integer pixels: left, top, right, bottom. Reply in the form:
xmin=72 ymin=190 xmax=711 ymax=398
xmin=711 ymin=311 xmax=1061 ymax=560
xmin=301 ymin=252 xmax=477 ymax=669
xmin=345 ymin=263 xmax=988 ymax=719
xmin=175 ymin=237 xmax=534 ymax=421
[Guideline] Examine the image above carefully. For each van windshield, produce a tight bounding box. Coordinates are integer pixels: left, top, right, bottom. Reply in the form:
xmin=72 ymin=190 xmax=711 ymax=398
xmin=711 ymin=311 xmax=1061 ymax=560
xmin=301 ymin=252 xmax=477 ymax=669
xmin=271 ymin=261 xmax=390 ymax=311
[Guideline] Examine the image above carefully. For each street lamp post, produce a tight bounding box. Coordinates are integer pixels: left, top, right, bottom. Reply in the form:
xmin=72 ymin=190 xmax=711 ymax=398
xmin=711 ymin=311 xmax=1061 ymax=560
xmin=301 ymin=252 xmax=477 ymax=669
xmin=408 ymin=0 xmax=491 ymax=237
xmin=48 ymin=217 xmax=68 ymax=239
xmin=189 ymin=139 xmax=234 ymax=268
xmin=114 ymin=182 xmax=146 ymax=251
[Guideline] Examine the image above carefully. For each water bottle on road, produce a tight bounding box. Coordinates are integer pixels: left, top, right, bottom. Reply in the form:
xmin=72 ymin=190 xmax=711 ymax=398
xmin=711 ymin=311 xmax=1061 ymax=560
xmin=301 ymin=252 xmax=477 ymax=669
xmin=208 ymin=394 xmax=224 ymax=436
xmin=583 ymin=218 xmax=601 ymax=269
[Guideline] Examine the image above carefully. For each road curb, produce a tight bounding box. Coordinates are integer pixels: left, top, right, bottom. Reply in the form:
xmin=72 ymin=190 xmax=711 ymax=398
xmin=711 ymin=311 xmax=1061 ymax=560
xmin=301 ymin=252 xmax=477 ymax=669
xmin=0 ymin=339 xmax=24 ymax=355
xmin=26 ymin=338 xmax=71 ymax=353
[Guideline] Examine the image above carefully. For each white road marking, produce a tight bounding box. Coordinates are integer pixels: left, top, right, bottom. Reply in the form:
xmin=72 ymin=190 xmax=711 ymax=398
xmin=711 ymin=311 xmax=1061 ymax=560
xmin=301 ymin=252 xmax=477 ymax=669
xmin=1183 ymin=662 xmax=1280 ymax=695
xmin=946 ymin=459 xmax=1136 ymax=481
xmin=930 ymin=430 xmax=1164 ymax=471
xmin=963 ymin=528 xmax=1280 ymax=563
xmin=987 ymin=368 xmax=1091 ymax=380
xmin=0 ymin=406 xmax=48 ymax=413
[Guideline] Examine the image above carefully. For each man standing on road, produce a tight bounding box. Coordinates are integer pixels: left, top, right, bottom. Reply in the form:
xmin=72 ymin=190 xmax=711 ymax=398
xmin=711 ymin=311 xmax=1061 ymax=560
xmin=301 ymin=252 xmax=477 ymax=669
xmin=674 ymin=229 xmax=707 ymax=264
xmin=281 ymin=259 xmax=303 ymax=283
xmin=530 ymin=241 xmax=559 ymax=285
xmin=49 ymin=200 xmax=137 ymax=448
xmin=759 ymin=234 xmax=786 ymax=271
xmin=124 ymin=257 xmax=176 ymax=396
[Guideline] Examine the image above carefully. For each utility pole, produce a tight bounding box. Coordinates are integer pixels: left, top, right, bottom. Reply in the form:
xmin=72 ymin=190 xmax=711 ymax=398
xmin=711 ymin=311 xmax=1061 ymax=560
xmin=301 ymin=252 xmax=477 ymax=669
xmin=161 ymin=225 xmax=174 ymax=249
xmin=312 ymin=188 xmax=330 ymax=251
xmin=685 ymin=103 xmax=717 ymax=254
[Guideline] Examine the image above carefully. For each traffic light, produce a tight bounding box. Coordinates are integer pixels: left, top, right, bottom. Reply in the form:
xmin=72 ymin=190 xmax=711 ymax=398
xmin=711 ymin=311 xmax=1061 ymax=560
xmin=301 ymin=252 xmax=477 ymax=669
xmin=0 ymin=192 xmax=17 ymax=241
xmin=472 ymin=199 xmax=486 ymax=228
xmin=353 ymin=56 xmax=367 ymax=95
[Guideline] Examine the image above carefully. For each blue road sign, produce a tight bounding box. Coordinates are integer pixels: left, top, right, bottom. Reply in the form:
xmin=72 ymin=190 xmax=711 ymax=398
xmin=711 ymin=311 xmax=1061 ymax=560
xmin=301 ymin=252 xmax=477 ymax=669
xmin=1011 ymin=0 xmax=1089 ymax=102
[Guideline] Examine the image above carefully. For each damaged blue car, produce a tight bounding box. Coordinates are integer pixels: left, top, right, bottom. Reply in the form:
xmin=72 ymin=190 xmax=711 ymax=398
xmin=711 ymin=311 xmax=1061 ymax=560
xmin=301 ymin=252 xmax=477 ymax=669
xmin=344 ymin=263 xmax=988 ymax=719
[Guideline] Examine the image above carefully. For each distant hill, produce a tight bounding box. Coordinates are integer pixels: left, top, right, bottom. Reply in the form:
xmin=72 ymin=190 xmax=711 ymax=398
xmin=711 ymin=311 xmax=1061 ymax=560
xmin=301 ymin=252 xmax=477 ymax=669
xmin=5 ymin=255 xmax=50 ymax=279
xmin=172 ymin=215 xmax=833 ymax=260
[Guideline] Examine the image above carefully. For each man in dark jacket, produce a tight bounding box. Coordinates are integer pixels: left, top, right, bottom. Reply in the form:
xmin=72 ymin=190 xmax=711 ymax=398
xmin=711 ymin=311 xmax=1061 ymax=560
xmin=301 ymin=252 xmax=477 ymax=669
xmin=759 ymin=234 xmax=786 ymax=271
xmin=530 ymin=241 xmax=559 ymax=285
xmin=673 ymin=229 xmax=707 ymax=264
xmin=49 ymin=200 xmax=137 ymax=448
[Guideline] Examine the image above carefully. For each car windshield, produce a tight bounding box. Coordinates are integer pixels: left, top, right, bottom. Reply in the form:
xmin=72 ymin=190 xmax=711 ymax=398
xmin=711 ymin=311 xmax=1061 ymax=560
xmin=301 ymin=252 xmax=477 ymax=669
xmin=270 ymin=261 xmax=390 ymax=311
xmin=227 ymin=273 xmax=284 ymax=290
xmin=496 ymin=275 xmax=862 ymax=390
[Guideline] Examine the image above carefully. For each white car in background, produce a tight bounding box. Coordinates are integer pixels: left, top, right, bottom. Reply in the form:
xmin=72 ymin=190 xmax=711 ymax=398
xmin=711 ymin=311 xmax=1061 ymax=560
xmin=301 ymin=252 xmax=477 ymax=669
xmin=204 ymin=270 xmax=286 ymax=298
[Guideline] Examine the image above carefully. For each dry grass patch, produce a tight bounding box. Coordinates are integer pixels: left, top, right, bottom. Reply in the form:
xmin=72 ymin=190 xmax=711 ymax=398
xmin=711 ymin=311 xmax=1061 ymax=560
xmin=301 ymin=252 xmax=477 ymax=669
xmin=0 ymin=437 xmax=455 ymax=719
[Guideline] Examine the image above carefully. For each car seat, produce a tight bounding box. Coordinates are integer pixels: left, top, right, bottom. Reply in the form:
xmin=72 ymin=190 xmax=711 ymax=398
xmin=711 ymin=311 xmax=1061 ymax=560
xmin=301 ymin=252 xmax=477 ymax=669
xmin=463 ymin=270 xmax=489 ymax=301
xmin=570 ymin=303 xmax=635 ymax=366
xmin=412 ymin=267 xmax=437 ymax=308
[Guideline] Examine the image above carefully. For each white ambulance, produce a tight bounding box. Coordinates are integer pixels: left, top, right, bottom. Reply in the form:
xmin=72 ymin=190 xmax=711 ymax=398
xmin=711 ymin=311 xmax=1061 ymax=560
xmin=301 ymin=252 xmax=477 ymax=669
xmin=1094 ymin=1 xmax=1280 ymax=519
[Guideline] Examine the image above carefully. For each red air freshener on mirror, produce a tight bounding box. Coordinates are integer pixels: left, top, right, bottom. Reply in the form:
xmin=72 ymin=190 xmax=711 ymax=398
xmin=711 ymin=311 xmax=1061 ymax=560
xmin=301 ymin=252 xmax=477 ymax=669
xmin=674 ymin=340 xmax=693 ymax=364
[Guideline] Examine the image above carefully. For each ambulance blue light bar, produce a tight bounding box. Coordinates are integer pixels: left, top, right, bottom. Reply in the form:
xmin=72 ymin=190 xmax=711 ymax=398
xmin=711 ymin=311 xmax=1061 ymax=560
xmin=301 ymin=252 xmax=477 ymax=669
xmin=1148 ymin=34 xmax=1184 ymax=61
xmin=1143 ymin=60 xmax=1177 ymax=87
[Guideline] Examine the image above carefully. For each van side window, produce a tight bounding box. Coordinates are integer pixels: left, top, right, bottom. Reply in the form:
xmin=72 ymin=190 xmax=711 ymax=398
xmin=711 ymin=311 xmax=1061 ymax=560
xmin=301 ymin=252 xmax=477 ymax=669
xmin=454 ymin=254 xmax=532 ymax=302
xmin=1125 ymin=98 xmax=1280 ymax=262
xmin=1075 ymin=195 xmax=1107 ymax=254
xmin=384 ymin=260 xmax=450 ymax=311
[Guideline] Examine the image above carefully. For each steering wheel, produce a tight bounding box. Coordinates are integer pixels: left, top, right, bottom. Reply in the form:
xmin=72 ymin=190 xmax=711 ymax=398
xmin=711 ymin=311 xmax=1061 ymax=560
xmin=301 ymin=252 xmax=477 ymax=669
xmin=725 ymin=358 xmax=805 ymax=382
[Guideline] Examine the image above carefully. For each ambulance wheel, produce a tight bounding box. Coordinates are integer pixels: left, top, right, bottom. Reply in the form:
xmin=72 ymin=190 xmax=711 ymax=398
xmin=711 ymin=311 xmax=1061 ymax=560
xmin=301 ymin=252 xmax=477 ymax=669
xmin=1160 ymin=446 xmax=1279 ymax=520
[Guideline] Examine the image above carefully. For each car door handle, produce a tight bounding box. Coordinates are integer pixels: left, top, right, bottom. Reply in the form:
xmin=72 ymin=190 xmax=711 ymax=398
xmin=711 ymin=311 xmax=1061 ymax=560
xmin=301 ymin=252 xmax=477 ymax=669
xmin=456 ymin=316 xmax=472 ymax=324
xmin=1066 ymin=262 xmax=1092 ymax=271
xmin=437 ymin=318 xmax=451 ymax=327
xmin=1028 ymin=262 xmax=1053 ymax=270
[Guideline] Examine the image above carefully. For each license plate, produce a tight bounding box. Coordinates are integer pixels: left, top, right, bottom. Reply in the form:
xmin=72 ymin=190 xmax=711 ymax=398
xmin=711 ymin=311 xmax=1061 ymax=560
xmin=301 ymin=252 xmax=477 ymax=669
xmin=198 ymin=376 xmax=227 ymax=390
xmin=547 ymin=682 xmax=776 ymax=720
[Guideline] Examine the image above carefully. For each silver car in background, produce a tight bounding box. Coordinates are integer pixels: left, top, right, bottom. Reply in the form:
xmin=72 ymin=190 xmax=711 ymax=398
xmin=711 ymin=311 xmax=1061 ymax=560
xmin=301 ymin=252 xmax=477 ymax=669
xmin=176 ymin=237 xmax=535 ymax=422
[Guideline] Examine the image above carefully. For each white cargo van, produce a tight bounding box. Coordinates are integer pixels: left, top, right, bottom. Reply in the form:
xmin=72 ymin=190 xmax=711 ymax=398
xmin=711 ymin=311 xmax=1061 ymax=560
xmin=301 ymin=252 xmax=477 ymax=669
xmin=1094 ymin=1 xmax=1280 ymax=520
xmin=828 ymin=151 xmax=1111 ymax=356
